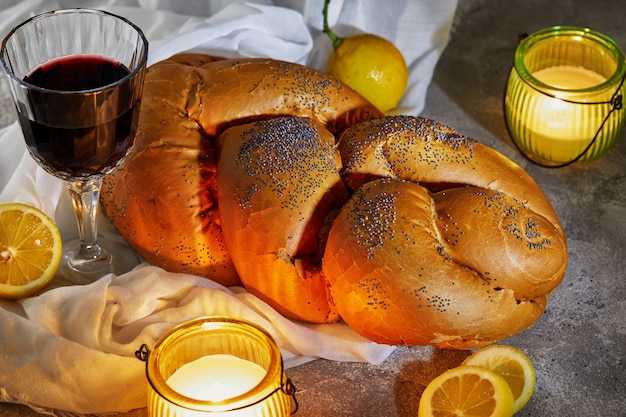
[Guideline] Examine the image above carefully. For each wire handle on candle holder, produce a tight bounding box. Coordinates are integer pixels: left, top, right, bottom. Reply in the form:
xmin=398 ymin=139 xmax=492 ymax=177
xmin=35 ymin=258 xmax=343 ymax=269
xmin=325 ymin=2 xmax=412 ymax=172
xmin=283 ymin=371 xmax=299 ymax=415
xmin=134 ymin=344 xmax=299 ymax=415
xmin=508 ymin=33 xmax=625 ymax=168
xmin=135 ymin=343 xmax=150 ymax=361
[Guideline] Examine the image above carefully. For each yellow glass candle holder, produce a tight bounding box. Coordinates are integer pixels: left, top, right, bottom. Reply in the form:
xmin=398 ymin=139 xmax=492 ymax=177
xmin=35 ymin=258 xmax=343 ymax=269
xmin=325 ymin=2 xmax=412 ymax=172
xmin=136 ymin=316 xmax=296 ymax=417
xmin=504 ymin=26 xmax=625 ymax=167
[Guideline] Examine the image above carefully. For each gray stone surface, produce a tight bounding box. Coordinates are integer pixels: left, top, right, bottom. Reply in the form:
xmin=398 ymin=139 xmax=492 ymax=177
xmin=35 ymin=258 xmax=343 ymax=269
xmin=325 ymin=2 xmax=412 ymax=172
xmin=1 ymin=0 xmax=624 ymax=416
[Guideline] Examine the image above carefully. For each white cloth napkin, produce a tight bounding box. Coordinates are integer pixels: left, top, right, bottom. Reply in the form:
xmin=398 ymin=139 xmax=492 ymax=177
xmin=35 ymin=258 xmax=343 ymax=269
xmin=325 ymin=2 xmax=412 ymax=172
xmin=0 ymin=264 xmax=398 ymax=414
xmin=0 ymin=0 xmax=457 ymax=415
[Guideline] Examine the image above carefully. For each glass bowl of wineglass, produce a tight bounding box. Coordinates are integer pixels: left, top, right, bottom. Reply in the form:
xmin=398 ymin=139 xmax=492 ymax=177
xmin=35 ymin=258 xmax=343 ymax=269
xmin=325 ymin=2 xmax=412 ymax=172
xmin=1 ymin=8 xmax=148 ymax=283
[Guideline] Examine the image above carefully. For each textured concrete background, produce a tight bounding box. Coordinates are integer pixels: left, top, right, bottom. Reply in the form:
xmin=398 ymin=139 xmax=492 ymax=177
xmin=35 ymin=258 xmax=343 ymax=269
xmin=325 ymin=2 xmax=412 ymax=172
xmin=1 ymin=0 xmax=625 ymax=415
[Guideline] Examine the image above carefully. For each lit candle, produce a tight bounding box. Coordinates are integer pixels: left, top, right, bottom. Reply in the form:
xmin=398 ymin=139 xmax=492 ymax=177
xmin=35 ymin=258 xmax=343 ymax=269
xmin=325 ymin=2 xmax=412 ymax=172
xmin=533 ymin=65 xmax=607 ymax=89
xmin=143 ymin=317 xmax=293 ymax=417
xmin=167 ymin=354 xmax=266 ymax=402
xmin=504 ymin=26 xmax=626 ymax=166
xmin=524 ymin=65 xmax=607 ymax=163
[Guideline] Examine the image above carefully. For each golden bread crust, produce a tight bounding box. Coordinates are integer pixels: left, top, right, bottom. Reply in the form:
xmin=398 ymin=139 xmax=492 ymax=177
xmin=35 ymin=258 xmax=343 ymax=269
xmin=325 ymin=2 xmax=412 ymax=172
xmin=102 ymin=55 xmax=567 ymax=344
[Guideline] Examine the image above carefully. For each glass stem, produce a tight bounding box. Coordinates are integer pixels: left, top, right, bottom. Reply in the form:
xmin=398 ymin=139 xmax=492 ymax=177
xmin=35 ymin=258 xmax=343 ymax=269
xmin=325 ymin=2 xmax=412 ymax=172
xmin=67 ymin=178 xmax=104 ymax=260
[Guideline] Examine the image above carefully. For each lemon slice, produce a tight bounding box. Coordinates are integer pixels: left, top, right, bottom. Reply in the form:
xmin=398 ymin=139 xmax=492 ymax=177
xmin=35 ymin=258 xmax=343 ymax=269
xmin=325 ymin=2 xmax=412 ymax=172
xmin=462 ymin=344 xmax=536 ymax=413
xmin=0 ymin=203 xmax=62 ymax=298
xmin=418 ymin=365 xmax=515 ymax=417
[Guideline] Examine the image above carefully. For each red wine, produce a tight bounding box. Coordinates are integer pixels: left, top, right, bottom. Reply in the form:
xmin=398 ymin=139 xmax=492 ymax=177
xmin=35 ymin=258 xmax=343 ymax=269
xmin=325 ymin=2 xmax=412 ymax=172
xmin=18 ymin=55 xmax=140 ymax=179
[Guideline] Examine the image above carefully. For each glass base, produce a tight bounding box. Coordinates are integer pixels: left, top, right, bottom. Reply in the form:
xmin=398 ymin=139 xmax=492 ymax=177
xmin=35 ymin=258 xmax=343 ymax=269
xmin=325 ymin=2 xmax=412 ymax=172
xmin=53 ymin=238 xmax=142 ymax=286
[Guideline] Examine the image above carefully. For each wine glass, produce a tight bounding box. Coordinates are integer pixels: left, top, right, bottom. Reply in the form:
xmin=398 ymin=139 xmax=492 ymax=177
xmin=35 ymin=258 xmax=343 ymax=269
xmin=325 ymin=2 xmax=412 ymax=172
xmin=0 ymin=9 xmax=148 ymax=283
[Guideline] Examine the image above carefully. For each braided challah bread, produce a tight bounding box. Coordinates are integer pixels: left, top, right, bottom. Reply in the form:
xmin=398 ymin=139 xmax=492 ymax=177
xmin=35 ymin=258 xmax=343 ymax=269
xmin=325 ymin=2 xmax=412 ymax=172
xmin=101 ymin=54 xmax=567 ymax=347
xmin=101 ymin=53 xmax=381 ymax=290
xmin=323 ymin=116 xmax=567 ymax=348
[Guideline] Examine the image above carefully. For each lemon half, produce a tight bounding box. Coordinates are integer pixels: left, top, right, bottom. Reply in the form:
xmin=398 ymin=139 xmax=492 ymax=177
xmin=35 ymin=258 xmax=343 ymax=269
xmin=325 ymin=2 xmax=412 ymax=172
xmin=0 ymin=203 xmax=62 ymax=299
xmin=462 ymin=344 xmax=536 ymax=413
xmin=419 ymin=365 xmax=515 ymax=417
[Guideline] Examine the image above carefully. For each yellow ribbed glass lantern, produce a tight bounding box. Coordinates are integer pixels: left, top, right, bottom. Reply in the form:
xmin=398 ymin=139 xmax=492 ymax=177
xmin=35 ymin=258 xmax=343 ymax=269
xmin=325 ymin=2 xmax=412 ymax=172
xmin=137 ymin=316 xmax=296 ymax=417
xmin=504 ymin=26 xmax=625 ymax=167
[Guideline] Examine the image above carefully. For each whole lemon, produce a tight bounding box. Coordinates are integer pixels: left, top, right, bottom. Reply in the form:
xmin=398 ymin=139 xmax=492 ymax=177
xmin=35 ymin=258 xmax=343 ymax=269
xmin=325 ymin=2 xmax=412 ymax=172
xmin=327 ymin=34 xmax=408 ymax=113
